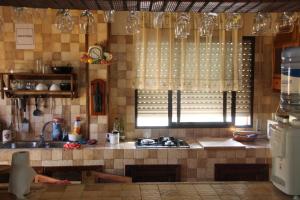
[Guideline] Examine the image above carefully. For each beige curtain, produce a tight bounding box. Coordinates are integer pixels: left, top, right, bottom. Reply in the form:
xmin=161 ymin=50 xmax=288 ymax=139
xmin=134 ymin=13 xmax=242 ymax=91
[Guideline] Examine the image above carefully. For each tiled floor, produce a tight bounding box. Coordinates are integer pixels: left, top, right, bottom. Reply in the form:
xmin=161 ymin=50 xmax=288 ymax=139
xmin=0 ymin=182 xmax=294 ymax=200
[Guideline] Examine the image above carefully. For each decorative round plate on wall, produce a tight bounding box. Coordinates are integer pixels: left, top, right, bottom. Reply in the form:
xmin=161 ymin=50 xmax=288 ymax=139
xmin=88 ymin=46 xmax=103 ymax=60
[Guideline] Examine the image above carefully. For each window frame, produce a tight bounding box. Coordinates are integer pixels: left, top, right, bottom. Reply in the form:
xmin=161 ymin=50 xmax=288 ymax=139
xmin=135 ymin=36 xmax=255 ymax=129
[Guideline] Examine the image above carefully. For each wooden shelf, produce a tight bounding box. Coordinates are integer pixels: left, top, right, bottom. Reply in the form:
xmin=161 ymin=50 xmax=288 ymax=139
xmin=0 ymin=73 xmax=78 ymax=99
xmin=4 ymin=90 xmax=77 ymax=98
xmin=2 ymin=73 xmax=76 ymax=80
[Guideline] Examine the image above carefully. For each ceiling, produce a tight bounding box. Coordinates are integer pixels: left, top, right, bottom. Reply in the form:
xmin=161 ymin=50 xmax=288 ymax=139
xmin=0 ymin=0 xmax=300 ymax=12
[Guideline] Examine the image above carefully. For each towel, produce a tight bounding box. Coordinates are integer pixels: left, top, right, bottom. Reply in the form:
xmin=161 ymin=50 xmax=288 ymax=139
xmin=8 ymin=151 xmax=36 ymax=199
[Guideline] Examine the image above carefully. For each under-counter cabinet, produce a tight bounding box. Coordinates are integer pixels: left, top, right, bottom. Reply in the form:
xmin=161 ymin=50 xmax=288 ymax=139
xmin=0 ymin=73 xmax=78 ymax=99
xmin=125 ymin=165 xmax=181 ymax=182
xmin=215 ymin=164 xmax=269 ymax=181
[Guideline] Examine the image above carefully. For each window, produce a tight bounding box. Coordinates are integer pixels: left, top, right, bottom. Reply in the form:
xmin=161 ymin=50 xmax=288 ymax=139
xmin=135 ymin=37 xmax=254 ymax=128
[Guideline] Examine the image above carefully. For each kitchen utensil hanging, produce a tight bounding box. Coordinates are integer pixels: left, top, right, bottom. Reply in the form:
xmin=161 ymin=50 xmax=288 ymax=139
xmin=33 ymin=97 xmax=42 ymax=116
xmin=91 ymin=79 xmax=106 ymax=115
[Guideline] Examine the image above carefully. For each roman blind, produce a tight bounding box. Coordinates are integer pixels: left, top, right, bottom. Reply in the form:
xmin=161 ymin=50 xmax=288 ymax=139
xmin=136 ymin=37 xmax=254 ymax=127
xmin=134 ymin=13 xmax=242 ymax=91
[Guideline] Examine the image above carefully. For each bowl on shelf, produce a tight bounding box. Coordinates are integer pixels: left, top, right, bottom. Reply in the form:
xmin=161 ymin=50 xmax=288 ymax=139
xmin=51 ymin=66 xmax=73 ymax=74
xmin=35 ymin=83 xmax=48 ymax=91
xmin=49 ymin=84 xmax=61 ymax=91
xmin=59 ymin=82 xmax=71 ymax=91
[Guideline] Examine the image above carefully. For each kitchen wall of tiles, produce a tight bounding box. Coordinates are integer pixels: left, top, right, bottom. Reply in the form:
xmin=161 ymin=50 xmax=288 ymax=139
xmin=0 ymin=7 xmax=108 ymax=141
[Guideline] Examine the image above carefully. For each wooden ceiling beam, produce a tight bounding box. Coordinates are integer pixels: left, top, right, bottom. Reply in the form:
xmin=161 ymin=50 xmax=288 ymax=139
xmin=0 ymin=0 xmax=299 ymax=12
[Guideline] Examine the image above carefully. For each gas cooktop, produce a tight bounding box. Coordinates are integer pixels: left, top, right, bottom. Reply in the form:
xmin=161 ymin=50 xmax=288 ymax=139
xmin=135 ymin=137 xmax=190 ymax=148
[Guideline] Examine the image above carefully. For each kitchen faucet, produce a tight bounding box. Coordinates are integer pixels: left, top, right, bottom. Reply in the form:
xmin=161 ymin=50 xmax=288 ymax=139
xmin=38 ymin=121 xmax=52 ymax=147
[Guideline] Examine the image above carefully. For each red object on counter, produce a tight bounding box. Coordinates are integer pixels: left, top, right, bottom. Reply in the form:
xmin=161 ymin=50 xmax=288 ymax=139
xmin=63 ymin=143 xmax=81 ymax=149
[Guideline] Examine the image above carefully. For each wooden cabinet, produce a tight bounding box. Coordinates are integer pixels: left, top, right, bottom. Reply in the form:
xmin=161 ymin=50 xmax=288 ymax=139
xmin=215 ymin=164 xmax=269 ymax=181
xmin=0 ymin=73 xmax=78 ymax=99
xmin=125 ymin=165 xmax=181 ymax=182
xmin=272 ymin=25 xmax=300 ymax=91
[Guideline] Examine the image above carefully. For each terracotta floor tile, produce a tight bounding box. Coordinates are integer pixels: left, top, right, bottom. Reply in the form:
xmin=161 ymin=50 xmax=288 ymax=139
xmin=142 ymin=197 xmax=161 ymax=200
xmin=158 ymin=185 xmax=177 ymax=191
xmin=121 ymin=190 xmax=141 ymax=197
xmin=194 ymin=184 xmax=217 ymax=196
xmin=43 ymin=185 xmax=66 ymax=192
xmin=140 ymin=185 xmax=159 ymax=191
xmin=122 ymin=184 xmax=140 ymax=191
xmin=219 ymin=195 xmax=240 ymax=200
xmin=121 ymin=197 xmax=142 ymax=200
xmin=99 ymin=198 xmax=122 ymax=200
xmin=84 ymin=184 xmax=105 ymax=191
xmin=181 ymin=195 xmax=202 ymax=200
xmin=81 ymin=191 xmax=99 ymax=198
xmin=102 ymin=184 xmax=123 ymax=191
xmin=200 ymin=195 xmax=221 ymax=200
xmin=39 ymin=191 xmax=63 ymax=199
xmin=99 ymin=191 xmax=121 ymax=198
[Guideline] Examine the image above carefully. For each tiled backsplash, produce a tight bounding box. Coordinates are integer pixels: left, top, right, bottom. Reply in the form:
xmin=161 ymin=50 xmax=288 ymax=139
xmin=0 ymin=7 xmax=108 ymax=141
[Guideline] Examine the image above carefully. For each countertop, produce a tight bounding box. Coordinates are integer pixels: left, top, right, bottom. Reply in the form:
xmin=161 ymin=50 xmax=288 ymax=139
xmin=86 ymin=138 xmax=270 ymax=149
xmin=0 ymin=181 xmax=292 ymax=200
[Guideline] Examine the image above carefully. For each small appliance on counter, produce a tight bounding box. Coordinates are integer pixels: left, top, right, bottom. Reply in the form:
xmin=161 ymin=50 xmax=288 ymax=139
xmin=107 ymin=131 xmax=120 ymax=145
xmin=136 ymin=137 xmax=189 ymax=148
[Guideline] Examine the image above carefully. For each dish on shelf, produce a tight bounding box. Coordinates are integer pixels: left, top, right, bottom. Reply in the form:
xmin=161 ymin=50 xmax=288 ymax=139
xmin=59 ymin=83 xmax=71 ymax=91
xmin=51 ymin=66 xmax=73 ymax=74
xmin=35 ymin=83 xmax=48 ymax=91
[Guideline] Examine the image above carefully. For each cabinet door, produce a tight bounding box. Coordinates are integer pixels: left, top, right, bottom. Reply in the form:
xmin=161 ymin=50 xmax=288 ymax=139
xmin=215 ymin=164 xmax=269 ymax=181
xmin=125 ymin=165 xmax=181 ymax=182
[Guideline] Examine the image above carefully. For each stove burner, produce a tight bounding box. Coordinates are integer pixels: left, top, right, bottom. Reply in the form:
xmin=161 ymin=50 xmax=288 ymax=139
xmin=140 ymin=139 xmax=156 ymax=145
xmin=136 ymin=137 xmax=189 ymax=148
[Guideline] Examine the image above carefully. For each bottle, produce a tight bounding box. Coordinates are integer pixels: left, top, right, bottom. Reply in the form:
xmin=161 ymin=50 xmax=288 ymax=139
xmin=73 ymin=116 xmax=81 ymax=135
xmin=113 ymin=117 xmax=120 ymax=132
xmin=119 ymin=118 xmax=125 ymax=138
xmin=280 ymin=47 xmax=300 ymax=114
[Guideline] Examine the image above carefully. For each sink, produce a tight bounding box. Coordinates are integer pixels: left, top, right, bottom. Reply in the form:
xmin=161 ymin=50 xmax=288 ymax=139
xmin=0 ymin=141 xmax=67 ymax=149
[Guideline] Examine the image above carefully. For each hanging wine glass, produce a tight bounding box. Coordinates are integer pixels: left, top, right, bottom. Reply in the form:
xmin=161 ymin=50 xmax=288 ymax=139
xmin=126 ymin=11 xmax=141 ymax=35
xmin=225 ymin=13 xmax=243 ymax=31
xmin=55 ymin=9 xmax=74 ymax=33
xmin=197 ymin=13 xmax=217 ymax=37
xmin=79 ymin=10 xmax=96 ymax=34
xmin=252 ymin=12 xmax=271 ymax=35
xmin=153 ymin=12 xmax=164 ymax=28
xmin=174 ymin=13 xmax=191 ymax=39
xmin=284 ymin=12 xmax=298 ymax=23
xmin=274 ymin=12 xmax=295 ymax=34
xmin=104 ymin=10 xmax=115 ymax=23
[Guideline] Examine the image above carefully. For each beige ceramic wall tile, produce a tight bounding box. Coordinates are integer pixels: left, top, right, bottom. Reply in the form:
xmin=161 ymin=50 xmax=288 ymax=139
xmin=52 ymin=149 xmax=63 ymax=160
xmin=73 ymin=149 xmax=83 ymax=160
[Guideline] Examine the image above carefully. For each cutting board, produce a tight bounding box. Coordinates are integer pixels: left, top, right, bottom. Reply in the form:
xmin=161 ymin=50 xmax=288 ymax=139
xmin=199 ymin=138 xmax=246 ymax=149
